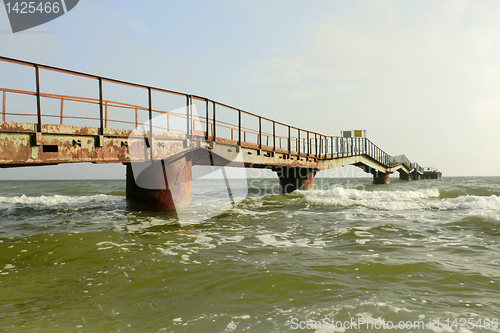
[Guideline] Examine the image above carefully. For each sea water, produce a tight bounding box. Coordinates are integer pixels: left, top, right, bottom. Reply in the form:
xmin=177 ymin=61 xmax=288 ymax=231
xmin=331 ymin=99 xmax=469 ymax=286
xmin=0 ymin=177 xmax=499 ymax=332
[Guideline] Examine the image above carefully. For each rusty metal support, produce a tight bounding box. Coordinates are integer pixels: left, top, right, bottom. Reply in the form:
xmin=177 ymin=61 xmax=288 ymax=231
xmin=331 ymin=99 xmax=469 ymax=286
xmin=35 ymin=64 xmax=42 ymax=132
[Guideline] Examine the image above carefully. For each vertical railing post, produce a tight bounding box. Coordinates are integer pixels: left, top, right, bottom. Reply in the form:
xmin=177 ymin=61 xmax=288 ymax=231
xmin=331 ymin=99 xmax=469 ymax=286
xmin=59 ymin=98 xmax=64 ymax=125
xmin=318 ymin=135 xmax=322 ymax=159
xmin=212 ymin=102 xmax=216 ymax=142
xmin=322 ymin=136 xmax=325 ymax=158
xmin=259 ymin=116 xmax=262 ymax=149
xmin=321 ymin=135 xmax=324 ymax=158
xmin=35 ymin=65 xmax=42 ymax=132
xmin=104 ymin=101 xmax=108 ymax=129
xmin=238 ymin=109 xmax=242 ymax=146
xmin=205 ymin=99 xmax=209 ymax=140
xmin=331 ymin=136 xmax=333 ymax=158
xmin=2 ymin=91 xmax=6 ymax=122
xmin=315 ymin=133 xmax=318 ymax=157
xmin=186 ymin=95 xmax=190 ymax=138
xmin=135 ymin=107 xmax=138 ymax=128
xmin=273 ymin=121 xmax=276 ymax=152
xmin=288 ymin=126 xmax=291 ymax=155
xmin=190 ymin=96 xmax=194 ymax=138
xmin=98 ymin=77 xmax=103 ymax=136
xmin=325 ymin=136 xmax=328 ymax=159
xmin=307 ymin=131 xmax=311 ymax=157
xmin=342 ymin=138 xmax=345 ymax=158
xmin=297 ymin=129 xmax=301 ymax=155
xmin=148 ymin=87 xmax=153 ymax=160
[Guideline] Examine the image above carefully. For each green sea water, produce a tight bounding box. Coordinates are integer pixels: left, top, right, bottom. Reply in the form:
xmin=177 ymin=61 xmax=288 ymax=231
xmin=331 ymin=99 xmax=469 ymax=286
xmin=0 ymin=177 xmax=499 ymax=332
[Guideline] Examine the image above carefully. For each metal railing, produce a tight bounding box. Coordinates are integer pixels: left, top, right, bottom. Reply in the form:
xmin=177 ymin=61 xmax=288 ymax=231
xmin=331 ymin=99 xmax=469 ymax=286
xmin=411 ymin=163 xmax=424 ymax=173
xmin=0 ymin=55 xmax=417 ymax=170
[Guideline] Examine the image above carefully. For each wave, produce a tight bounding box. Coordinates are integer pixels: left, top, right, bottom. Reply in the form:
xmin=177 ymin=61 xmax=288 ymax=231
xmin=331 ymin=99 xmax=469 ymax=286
xmin=300 ymin=187 xmax=439 ymax=210
xmin=300 ymin=187 xmax=500 ymax=212
xmin=439 ymin=187 xmax=499 ymax=198
xmin=428 ymin=195 xmax=500 ymax=211
xmin=0 ymin=194 xmax=123 ymax=207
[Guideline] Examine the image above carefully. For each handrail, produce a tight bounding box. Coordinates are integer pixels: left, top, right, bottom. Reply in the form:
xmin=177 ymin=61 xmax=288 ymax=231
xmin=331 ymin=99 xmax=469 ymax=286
xmin=0 ymin=55 xmax=420 ymax=171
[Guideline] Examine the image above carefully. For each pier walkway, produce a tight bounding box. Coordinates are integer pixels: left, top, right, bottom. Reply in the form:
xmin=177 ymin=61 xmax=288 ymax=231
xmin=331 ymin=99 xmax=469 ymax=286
xmin=0 ymin=56 xmax=441 ymax=210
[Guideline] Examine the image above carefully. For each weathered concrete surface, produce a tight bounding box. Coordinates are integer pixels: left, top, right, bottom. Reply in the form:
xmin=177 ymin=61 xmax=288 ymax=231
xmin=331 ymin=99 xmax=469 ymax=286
xmin=126 ymin=154 xmax=192 ymax=211
xmin=399 ymin=171 xmax=411 ymax=181
xmin=410 ymin=171 xmax=422 ymax=181
xmin=272 ymin=167 xmax=317 ymax=194
xmin=0 ymin=122 xmax=191 ymax=167
xmin=373 ymin=171 xmax=390 ymax=184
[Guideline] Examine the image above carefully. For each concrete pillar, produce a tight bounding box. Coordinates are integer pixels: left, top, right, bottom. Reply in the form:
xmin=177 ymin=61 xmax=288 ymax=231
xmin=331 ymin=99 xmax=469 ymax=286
xmin=373 ymin=171 xmax=390 ymax=184
xmin=399 ymin=172 xmax=410 ymax=181
xmin=410 ymin=172 xmax=421 ymax=181
xmin=273 ymin=167 xmax=316 ymax=193
xmin=126 ymin=155 xmax=192 ymax=211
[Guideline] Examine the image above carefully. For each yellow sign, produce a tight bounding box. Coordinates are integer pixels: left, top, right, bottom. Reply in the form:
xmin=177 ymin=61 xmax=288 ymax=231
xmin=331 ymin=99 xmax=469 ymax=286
xmin=354 ymin=130 xmax=363 ymax=137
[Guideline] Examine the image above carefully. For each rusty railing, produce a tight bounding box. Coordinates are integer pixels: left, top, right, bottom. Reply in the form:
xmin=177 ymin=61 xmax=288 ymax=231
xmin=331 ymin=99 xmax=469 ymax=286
xmin=0 ymin=55 xmax=414 ymax=169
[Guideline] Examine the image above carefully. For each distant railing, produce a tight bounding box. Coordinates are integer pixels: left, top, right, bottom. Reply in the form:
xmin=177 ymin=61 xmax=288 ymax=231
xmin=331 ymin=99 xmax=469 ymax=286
xmin=411 ymin=162 xmax=424 ymax=173
xmin=0 ymin=55 xmax=416 ymax=170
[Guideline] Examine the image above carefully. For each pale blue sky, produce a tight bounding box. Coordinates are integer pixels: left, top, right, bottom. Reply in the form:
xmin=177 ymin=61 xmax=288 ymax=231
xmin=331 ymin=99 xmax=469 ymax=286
xmin=1 ymin=0 xmax=499 ymax=178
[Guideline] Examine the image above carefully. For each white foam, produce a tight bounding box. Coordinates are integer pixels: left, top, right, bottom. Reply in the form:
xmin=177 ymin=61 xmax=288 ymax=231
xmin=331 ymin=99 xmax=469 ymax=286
xmin=0 ymin=194 xmax=122 ymax=207
xmin=256 ymin=233 xmax=326 ymax=249
xmin=156 ymin=247 xmax=178 ymax=256
xmin=301 ymin=187 xmax=439 ymax=210
xmin=256 ymin=234 xmax=295 ymax=247
xmin=301 ymin=187 xmax=500 ymax=214
xmin=427 ymin=195 xmax=500 ymax=211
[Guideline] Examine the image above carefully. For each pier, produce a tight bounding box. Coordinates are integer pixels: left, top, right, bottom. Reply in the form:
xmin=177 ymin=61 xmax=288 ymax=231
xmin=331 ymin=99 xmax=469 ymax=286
xmin=0 ymin=56 xmax=441 ymax=211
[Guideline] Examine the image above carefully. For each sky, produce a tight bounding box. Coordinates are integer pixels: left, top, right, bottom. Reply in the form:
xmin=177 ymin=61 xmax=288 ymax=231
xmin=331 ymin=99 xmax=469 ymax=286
xmin=0 ymin=0 xmax=499 ymax=179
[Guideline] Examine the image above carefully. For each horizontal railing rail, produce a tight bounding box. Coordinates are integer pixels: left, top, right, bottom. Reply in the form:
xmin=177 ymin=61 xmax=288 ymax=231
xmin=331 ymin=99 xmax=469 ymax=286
xmin=0 ymin=55 xmax=420 ymax=171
